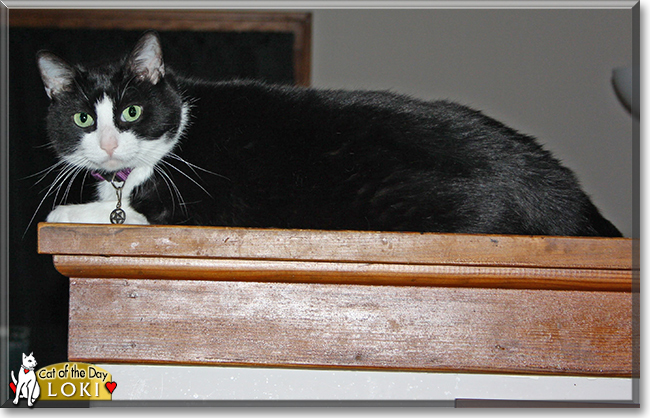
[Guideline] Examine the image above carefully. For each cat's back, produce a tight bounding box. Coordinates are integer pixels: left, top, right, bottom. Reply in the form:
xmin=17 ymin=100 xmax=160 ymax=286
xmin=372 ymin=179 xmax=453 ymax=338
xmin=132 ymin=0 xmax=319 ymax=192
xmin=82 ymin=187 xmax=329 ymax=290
xmin=174 ymin=77 xmax=578 ymax=201
xmin=180 ymin=77 xmax=542 ymax=154
xmin=171 ymin=78 xmax=613 ymax=236
xmin=178 ymin=77 xmax=504 ymax=160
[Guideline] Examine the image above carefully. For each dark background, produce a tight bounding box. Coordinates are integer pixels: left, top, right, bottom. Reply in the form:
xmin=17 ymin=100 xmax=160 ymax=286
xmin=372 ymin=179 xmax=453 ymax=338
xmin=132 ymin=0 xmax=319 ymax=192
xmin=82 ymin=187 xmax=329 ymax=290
xmin=8 ymin=27 xmax=295 ymax=372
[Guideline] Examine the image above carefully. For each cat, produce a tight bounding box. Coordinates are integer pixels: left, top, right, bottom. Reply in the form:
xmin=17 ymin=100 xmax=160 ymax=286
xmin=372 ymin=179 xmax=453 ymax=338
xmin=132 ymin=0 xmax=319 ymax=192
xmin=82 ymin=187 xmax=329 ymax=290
xmin=36 ymin=31 xmax=622 ymax=237
xmin=11 ymin=352 xmax=41 ymax=407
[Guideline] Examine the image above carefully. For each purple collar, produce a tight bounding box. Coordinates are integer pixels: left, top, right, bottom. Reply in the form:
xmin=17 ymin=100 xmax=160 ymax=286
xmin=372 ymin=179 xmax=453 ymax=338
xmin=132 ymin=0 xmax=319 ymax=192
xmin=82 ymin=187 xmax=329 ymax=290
xmin=91 ymin=168 xmax=132 ymax=183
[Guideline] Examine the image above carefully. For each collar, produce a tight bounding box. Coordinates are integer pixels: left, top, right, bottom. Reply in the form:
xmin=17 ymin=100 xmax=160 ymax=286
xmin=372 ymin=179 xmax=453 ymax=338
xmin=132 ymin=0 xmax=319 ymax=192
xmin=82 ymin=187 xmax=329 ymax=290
xmin=91 ymin=168 xmax=132 ymax=183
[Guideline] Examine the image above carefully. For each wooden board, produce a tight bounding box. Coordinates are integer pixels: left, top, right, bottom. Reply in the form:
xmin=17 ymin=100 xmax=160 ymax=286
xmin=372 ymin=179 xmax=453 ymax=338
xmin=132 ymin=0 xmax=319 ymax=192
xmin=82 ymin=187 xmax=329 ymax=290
xmin=38 ymin=223 xmax=632 ymax=269
xmin=68 ymin=278 xmax=633 ymax=377
xmin=51 ymin=254 xmax=631 ymax=291
xmin=37 ymin=223 xmax=637 ymax=377
xmin=39 ymin=223 xmax=634 ymax=291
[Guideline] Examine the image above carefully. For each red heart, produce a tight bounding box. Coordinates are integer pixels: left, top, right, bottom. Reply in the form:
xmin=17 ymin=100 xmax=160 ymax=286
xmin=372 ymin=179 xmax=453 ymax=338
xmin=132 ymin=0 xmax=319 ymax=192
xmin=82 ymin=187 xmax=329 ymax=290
xmin=24 ymin=369 xmax=29 ymax=374
xmin=105 ymin=381 xmax=117 ymax=394
xmin=9 ymin=382 xmax=16 ymax=393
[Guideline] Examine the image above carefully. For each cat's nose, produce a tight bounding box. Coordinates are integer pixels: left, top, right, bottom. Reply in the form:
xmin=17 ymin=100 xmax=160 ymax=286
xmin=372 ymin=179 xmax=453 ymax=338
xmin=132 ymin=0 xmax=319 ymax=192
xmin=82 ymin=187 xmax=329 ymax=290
xmin=100 ymin=135 xmax=119 ymax=157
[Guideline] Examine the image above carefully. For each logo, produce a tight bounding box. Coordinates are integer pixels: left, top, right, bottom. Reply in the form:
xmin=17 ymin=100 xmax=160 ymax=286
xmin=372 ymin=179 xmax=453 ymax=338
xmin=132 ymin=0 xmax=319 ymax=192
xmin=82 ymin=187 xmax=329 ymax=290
xmin=8 ymin=353 xmax=116 ymax=406
xmin=10 ymin=352 xmax=40 ymax=407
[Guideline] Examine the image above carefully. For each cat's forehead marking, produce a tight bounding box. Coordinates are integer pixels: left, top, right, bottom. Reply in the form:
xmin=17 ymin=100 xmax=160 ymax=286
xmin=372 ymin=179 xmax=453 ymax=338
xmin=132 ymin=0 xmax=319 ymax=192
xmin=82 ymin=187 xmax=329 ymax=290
xmin=95 ymin=94 xmax=116 ymax=127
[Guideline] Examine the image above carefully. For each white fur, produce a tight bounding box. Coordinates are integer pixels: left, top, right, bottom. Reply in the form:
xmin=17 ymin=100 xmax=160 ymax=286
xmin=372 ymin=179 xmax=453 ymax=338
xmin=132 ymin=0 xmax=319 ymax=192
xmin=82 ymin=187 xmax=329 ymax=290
xmin=12 ymin=352 xmax=41 ymax=407
xmin=47 ymin=98 xmax=191 ymax=224
xmin=47 ymin=200 xmax=149 ymax=224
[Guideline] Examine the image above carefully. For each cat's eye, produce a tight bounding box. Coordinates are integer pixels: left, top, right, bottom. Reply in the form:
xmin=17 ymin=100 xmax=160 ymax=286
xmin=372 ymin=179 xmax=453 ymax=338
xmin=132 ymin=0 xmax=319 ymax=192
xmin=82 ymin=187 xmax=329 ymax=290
xmin=73 ymin=112 xmax=94 ymax=128
xmin=121 ymin=105 xmax=142 ymax=122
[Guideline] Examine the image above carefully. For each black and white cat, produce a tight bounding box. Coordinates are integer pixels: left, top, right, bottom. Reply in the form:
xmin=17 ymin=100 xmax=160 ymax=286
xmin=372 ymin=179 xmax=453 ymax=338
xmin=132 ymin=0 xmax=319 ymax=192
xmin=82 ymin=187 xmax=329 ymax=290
xmin=37 ymin=31 xmax=621 ymax=236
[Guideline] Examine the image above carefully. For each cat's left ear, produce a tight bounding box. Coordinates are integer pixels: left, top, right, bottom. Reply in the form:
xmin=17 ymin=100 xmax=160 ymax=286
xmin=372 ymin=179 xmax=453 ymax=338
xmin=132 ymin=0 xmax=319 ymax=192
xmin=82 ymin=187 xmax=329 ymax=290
xmin=37 ymin=51 xmax=76 ymax=99
xmin=127 ymin=31 xmax=165 ymax=85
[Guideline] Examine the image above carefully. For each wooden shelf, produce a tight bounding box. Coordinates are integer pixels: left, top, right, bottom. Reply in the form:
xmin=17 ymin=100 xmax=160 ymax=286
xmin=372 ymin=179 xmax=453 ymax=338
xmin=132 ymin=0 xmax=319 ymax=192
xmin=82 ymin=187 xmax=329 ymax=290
xmin=38 ymin=223 xmax=637 ymax=377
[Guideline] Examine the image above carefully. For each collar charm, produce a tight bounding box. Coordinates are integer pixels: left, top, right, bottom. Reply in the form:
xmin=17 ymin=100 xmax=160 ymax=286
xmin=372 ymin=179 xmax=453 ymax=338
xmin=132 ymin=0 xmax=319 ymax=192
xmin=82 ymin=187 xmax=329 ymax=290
xmin=91 ymin=169 xmax=132 ymax=224
xmin=109 ymin=178 xmax=126 ymax=224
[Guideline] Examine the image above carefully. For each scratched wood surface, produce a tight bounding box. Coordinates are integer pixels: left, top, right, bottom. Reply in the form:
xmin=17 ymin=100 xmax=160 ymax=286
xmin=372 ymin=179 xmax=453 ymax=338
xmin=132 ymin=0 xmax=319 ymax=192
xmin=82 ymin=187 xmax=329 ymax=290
xmin=39 ymin=223 xmax=634 ymax=291
xmin=38 ymin=223 xmax=633 ymax=269
xmin=51 ymin=254 xmax=632 ymax=292
xmin=67 ymin=278 xmax=634 ymax=377
xmin=37 ymin=223 xmax=636 ymax=376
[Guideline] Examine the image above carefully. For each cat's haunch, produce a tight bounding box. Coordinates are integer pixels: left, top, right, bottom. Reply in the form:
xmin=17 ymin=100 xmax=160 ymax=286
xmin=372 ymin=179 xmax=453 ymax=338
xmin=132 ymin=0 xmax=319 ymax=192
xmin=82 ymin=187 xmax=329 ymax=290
xmin=37 ymin=30 xmax=622 ymax=237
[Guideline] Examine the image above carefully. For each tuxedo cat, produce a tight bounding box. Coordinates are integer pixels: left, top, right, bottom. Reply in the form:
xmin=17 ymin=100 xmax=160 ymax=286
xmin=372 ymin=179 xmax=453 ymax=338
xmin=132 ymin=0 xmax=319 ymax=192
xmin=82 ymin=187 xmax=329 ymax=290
xmin=37 ymin=31 xmax=621 ymax=236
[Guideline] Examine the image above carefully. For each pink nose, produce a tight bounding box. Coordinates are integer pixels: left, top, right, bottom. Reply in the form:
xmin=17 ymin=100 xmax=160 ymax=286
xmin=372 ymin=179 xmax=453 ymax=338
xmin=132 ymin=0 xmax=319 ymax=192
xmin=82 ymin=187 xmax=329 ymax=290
xmin=100 ymin=136 xmax=118 ymax=157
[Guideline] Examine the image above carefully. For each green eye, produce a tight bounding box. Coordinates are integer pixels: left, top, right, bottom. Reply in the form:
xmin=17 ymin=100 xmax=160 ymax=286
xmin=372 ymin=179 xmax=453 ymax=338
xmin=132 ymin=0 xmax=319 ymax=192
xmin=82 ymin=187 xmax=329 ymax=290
xmin=73 ymin=112 xmax=94 ymax=128
xmin=121 ymin=105 xmax=142 ymax=122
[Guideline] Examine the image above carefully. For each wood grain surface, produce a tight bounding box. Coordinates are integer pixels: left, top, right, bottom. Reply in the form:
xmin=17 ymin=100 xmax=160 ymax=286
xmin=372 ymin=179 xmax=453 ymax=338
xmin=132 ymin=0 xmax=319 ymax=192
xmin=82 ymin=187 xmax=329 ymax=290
xmin=38 ymin=223 xmax=633 ymax=270
xmin=38 ymin=223 xmax=636 ymax=376
xmin=68 ymin=278 xmax=634 ymax=377
xmin=52 ymin=254 xmax=631 ymax=291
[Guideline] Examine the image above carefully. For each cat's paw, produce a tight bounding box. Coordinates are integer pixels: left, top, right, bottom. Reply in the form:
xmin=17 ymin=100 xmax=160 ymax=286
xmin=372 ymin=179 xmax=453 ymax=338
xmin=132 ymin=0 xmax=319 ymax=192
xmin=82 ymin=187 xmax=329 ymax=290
xmin=46 ymin=204 xmax=82 ymax=223
xmin=46 ymin=202 xmax=149 ymax=225
xmin=119 ymin=209 xmax=149 ymax=225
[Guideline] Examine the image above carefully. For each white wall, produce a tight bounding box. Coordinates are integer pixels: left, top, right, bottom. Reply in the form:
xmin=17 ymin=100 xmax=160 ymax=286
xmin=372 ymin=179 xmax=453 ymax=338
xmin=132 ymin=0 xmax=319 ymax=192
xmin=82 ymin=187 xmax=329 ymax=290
xmin=103 ymin=364 xmax=634 ymax=402
xmin=311 ymin=8 xmax=634 ymax=237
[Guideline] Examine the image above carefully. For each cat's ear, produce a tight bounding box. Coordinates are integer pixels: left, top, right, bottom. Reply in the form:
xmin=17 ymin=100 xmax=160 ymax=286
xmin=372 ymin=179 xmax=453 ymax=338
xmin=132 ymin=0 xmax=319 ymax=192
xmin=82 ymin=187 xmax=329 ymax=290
xmin=37 ymin=51 xmax=76 ymax=99
xmin=127 ymin=31 xmax=165 ymax=85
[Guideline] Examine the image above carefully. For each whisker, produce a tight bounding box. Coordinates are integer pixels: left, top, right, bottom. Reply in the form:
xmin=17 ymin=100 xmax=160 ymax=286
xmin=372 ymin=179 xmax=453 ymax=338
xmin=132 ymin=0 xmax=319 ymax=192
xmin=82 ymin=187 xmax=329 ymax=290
xmin=154 ymin=165 xmax=188 ymax=218
xmin=167 ymin=152 xmax=231 ymax=182
xmin=119 ymin=75 xmax=138 ymax=102
xmin=153 ymin=165 xmax=175 ymax=208
xmin=51 ymin=165 xmax=80 ymax=208
xmin=22 ymin=160 xmax=65 ymax=184
xmin=79 ymin=171 xmax=90 ymax=202
xmin=38 ymin=163 xmax=73 ymax=197
xmin=164 ymin=165 xmax=187 ymax=209
xmin=61 ymin=166 xmax=84 ymax=205
xmin=160 ymin=160 xmax=214 ymax=199
xmin=167 ymin=153 xmax=202 ymax=178
xmin=24 ymin=162 xmax=78 ymax=237
xmin=73 ymin=78 xmax=90 ymax=103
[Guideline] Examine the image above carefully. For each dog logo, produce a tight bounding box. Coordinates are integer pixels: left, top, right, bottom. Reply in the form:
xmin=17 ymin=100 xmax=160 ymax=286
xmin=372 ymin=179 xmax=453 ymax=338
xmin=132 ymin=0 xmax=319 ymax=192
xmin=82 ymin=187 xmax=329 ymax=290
xmin=10 ymin=352 xmax=41 ymax=407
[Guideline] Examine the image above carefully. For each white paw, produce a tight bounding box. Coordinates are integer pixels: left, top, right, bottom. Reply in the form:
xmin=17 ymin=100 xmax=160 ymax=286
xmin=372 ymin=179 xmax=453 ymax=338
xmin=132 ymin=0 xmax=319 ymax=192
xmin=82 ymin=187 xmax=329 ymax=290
xmin=46 ymin=204 xmax=86 ymax=223
xmin=46 ymin=202 xmax=149 ymax=225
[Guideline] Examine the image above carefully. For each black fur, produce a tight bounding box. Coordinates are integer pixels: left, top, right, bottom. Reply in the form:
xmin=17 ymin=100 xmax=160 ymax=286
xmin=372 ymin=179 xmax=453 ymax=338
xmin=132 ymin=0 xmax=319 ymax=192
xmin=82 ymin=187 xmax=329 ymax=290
xmin=40 ymin=32 xmax=622 ymax=237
